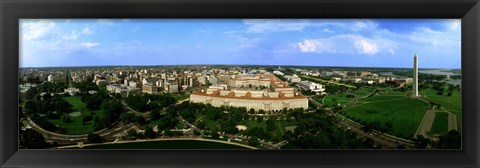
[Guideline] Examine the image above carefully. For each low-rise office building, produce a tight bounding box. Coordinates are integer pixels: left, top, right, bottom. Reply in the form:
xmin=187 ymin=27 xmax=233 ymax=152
xmin=298 ymin=81 xmax=325 ymax=93
xmin=191 ymin=73 xmax=308 ymax=112
xmin=107 ymin=84 xmax=141 ymax=97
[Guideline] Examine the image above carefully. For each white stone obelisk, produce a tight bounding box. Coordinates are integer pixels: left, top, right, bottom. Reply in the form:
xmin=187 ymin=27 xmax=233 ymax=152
xmin=413 ymin=53 xmax=419 ymax=97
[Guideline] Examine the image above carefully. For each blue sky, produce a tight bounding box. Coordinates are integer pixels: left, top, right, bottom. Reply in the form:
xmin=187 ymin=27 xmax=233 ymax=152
xmin=20 ymin=19 xmax=461 ymax=68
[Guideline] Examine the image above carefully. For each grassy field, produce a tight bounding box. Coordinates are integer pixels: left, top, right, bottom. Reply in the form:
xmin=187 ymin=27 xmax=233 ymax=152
xmin=323 ymin=93 xmax=354 ymax=107
xmin=203 ymin=118 xmax=220 ymax=131
xmin=352 ymin=87 xmax=376 ymax=97
xmin=428 ymin=112 xmax=449 ymax=136
xmin=321 ymin=87 xmax=378 ymax=107
xmin=419 ymin=88 xmax=461 ymax=113
xmin=242 ymin=119 xmax=267 ymax=130
xmin=82 ymin=140 xmax=249 ymax=149
xmin=342 ymin=96 xmax=430 ymax=139
xmin=419 ymin=88 xmax=461 ymax=130
xmin=175 ymin=122 xmax=187 ymax=129
xmin=353 ymin=87 xmax=406 ymax=105
xmin=172 ymin=93 xmax=190 ymax=101
xmin=274 ymin=120 xmax=298 ymax=136
xmin=48 ymin=96 xmax=105 ymax=135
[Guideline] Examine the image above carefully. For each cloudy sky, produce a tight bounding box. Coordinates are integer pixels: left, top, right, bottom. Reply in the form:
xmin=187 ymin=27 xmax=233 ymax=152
xmin=20 ymin=19 xmax=461 ymax=68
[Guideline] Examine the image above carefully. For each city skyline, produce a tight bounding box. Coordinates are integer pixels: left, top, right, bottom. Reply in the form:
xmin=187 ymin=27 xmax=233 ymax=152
xmin=20 ymin=19 xmax=461 ymax=69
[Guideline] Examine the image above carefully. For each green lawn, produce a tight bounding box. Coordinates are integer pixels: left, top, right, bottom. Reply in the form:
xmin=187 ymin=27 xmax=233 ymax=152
xmin=172 ymin=93 xmax=191 ymax=101
xmin=355 ymin=88 xmax=406 ymax=104
xmin=48 ymin=96 xmax=105 ymax=135
xmin=203 ymin=118 xmax=220 ymax=131
xmin=175 ymin=122 xmax=187 ymax=129
xmin=342 ymin=97 xmax=430 ymax=139
xmin=419 ymin=88 xmax=461 ymax=130
xmin=352 ymin=87 xmax=375 ymax=97
xmin=242 ymin=119 xmax=267 ymax=130
xmin=274 ymin=120 xmax=298 ymax=137
xmin=323 ymin=93 xmax=354 ymax=107
xmin=428 ymin=112 xmax=449 ymax=136
xmin=419 ymin=88 xmax=461 ymax=113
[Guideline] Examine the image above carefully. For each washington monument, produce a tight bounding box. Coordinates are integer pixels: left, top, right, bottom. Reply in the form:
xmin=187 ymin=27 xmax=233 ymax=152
xmin=412 ymin=53 xmax=419 ymax=97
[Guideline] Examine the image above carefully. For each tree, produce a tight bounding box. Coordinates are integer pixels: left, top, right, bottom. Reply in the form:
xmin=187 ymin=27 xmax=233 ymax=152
xmin=193 ymin=130 xmax=201 ymax=136
xmin=222 ymin=119 xmax=239 ymax=134
xmin=101 ymin=100 xmax=124 ymax=128
xmin=126 ymin=129 xmax=138 ymax=140
xmin=266 ymin=119 xmax=275 ymax=131
xmin=415 ymin=135 xmax=431 ymax=148
xmin=82 ymin=114 xmax=93 ymax=125
xmin=114 ymin=93 xmax=122 ymax=100
xmin=87 ymin=133 xmax=104 ymax=143
xmin=437 ymin=130 xmax=461 ymax=149
xmin=144 ymin=126 xmax=156 ymax=139
xmin=20 ymin=129 xmax=48 ymax=149
xmin=248 ymin=136 xmax=260 ymax=147
xmin=196 ymin=121 xmax=206 ymax=129
xmin=150 ymin=110 xmax=161 ymax=120
xmin=120 ymin=113 xmax=135 ymax=123
xmin=211 ymin=132 xmax=220 ymax=139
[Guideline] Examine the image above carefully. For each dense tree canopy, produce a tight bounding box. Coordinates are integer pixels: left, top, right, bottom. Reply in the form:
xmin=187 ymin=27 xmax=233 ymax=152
xmin=87 ymin=133 xmax=104 ymax=143
xmin=20 ymin=129 xmax=48 ymax=149
xmin=125 ymin=94 xmax=176 ymax=112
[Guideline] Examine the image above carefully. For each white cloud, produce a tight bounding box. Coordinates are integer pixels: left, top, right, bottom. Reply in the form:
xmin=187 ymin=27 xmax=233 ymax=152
xmin=242 ymin=19 xmax=310 ymax=33
xmin=296 ymin=34 xmax=393 ymax=55
xmin=81 ymin=42 xmax=100 ymax=48
xmin=62 ymin=34 xmax=79 ymax=40
xmin=351 ymin=20 xmax=378 ymax=31
xmin=409 ymin=27 xmax=459 ymax=47
xmin=322 ymin=28 xmax=334 ymax=33
xmin=97 ymin=19 xmax=115 ymax=25
xmin=449 ymin=19 xmax=461 ymax=31
xmin=354 ymin=39 xmax=379 ymax=55
xmin=297 ymin=40 xmax=319 ymax=52
xmin=82 ymin=27 xmax=93 ymax=35
xmin=240 ymin=44 xmax=257 ymax=49
xmin=241 ymin=19 xmax=379 ymax=34
xmin=21 ymin=20 xmax=56 ymax=40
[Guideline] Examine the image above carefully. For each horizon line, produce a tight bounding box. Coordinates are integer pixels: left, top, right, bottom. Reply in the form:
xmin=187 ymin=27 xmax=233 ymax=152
xmin=19 ymin=64 xmax=461 ymax=70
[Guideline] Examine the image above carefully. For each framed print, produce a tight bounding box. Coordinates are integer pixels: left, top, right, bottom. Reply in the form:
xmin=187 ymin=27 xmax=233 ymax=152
xmin=1 ymin=0 xmax=479 ymax=167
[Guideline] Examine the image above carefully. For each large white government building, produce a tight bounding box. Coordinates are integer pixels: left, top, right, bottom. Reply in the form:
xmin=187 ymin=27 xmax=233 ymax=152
xmin=190 ymin=73 xmax=308 ymax=112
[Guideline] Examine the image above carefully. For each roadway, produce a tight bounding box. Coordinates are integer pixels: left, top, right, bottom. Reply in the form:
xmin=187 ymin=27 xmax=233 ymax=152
xmin=23 ymin=116 xmax=134 ymax=145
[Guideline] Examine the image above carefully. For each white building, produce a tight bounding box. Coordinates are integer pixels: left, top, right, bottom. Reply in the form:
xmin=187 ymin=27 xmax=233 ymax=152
xmin=284 ymin=75 xmax=301 ymax=83
xmin=64 ymin=87 xmax=80 ymax=96
xmin=107 ymin=84 xmax=141 ymax=97
xmin=47 ymin=74 xmax=65 ymax=83
xmin=298 ymin=81 xmax=325 ymax=93
xmin=332 ymin=77 xmax=342 ymax=81
xmin=96 ymin=79 xmax=109 ymax=87
xmin=273 ymin=71 xmax=284 ymax=76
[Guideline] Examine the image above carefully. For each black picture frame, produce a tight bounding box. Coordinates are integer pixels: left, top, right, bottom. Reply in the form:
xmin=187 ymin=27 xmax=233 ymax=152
xmin=1 ymin=0 xmax=479 ymax=167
